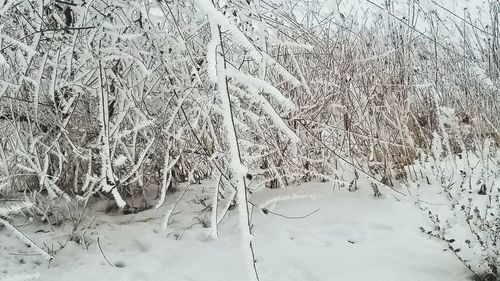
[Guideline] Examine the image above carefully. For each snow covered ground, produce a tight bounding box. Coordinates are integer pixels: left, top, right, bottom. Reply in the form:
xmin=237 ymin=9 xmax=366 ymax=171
xmin=1 ymin=182 xmax=473 ymax=281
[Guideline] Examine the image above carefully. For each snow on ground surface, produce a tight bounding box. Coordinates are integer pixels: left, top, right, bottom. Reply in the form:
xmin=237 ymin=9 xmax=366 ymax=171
xmin=1 ymin=182 xmax=472 ymax=281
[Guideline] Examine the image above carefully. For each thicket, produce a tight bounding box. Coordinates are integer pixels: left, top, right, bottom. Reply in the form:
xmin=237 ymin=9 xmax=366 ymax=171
xmin=0 ymin=0 xmax=499 ymax=279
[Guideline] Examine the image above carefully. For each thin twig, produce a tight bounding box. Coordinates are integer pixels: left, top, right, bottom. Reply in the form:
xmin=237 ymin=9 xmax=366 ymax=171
xmin=96 ymin=237 xmax=114 ymax=267
xmin=250 ymin=200 xmax=320 ymax=220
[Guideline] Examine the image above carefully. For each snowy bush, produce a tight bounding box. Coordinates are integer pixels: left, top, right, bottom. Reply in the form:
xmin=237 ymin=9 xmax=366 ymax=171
xmin=413 ymin=138 xmax=500 ymax=280
xmin=0 ymin=0 xmax=499 ymax=274
xmin=0 ymin=0 xmax=305 ymax=215
xmin=0 ymin=1 xmax=500 ymax=280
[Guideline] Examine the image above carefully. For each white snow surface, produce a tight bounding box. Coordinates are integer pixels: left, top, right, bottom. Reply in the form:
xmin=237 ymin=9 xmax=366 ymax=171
xmin=1 ymin=182 xmax=472 ymax=281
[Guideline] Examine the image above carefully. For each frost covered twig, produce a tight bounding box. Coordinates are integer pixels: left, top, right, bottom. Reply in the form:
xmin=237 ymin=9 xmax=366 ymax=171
xmin=162 ymin=183 xmax=191 ymax=232
xmin=96 ymin=237 xmax=114 ymax=267
xmin=0 ymin=203 xmax=53 ymax=260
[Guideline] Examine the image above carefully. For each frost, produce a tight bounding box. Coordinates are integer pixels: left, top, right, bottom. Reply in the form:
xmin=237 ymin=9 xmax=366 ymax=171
xmin=230 ymin=85 xmax=299 ymax=143
xmin=0 ymin=202 xmax=32 ymax=217
xmin=206 ymin=38 xmax=218 ymax=83
xmin=0 ymin=35 xmax=36 ymax=62
xmin=0 ymin=53 xmax=7 ymax=66
xmin=111 ymin=188 xmax=127 ymax=208
xmin=226 ymin=69 xmax=296 ymax=112
xmin=276 ymin=41 xmax=314 ymax=51
xmin=197 ymin=0 xmax=257 ymax=54
xmin=113 ymin=154 xmax=128 ymax=167
xmin=472 ymin=65 xmax=498 ymax=92
xmin=0 ymin=202 xmax=53 ymax=261
xmin=259 ymin=194 xmax=316 ymax=209
xmin=149 ymin=7 xmax=164 ymax=18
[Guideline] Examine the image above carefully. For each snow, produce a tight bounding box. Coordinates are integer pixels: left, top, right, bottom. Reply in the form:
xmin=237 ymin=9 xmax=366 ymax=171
xmin=409 ymin=150 xmax=500 ymax=275
xmin=206 ymin=15 xmax=257 ymax=279
xmin=198 ymin=0 xmax=257 ymax=54
xmin=153 ymin=154 xmax=171 ymax=210
xmin=1 ymin=182 xmax=472 ymax=281
xmin=148 ymin=7 xmax=164 ymax=19
xmin=2 ymin=273 xmax=40 ymax=281
xmin=229 ymin=84 xmax=299 ymax=144
xmin=0 ymin=53 xmax=7 ymax=66
xmin=226 ymin=68 xmax=296 ymax=112
xmin=0 ymin=36 xmax=37 ymax=59
xmin=0 ymin=202 xmax=32 ymax=217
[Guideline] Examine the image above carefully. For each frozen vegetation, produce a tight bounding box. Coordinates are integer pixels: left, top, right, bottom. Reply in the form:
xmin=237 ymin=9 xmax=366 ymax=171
xmin=0 ymin=0 xmax=499 ymax=280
